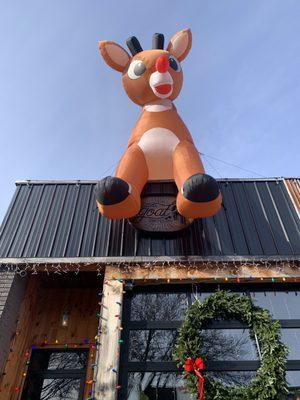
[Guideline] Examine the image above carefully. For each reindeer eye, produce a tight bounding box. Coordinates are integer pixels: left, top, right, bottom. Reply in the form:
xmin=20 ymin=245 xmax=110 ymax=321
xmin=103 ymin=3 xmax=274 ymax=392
xmin=127 ymin=60 xmax=146 ymax=79
xmin=169 ymin=56 xmax=181 ymax=72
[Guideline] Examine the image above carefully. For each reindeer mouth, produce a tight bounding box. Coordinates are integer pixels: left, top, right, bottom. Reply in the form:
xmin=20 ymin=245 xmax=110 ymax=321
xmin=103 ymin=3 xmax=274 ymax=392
xmin=150 ymin=71 xmax=174 ymax=99
xmin=154 ymin=84 xmax=173 ymax=95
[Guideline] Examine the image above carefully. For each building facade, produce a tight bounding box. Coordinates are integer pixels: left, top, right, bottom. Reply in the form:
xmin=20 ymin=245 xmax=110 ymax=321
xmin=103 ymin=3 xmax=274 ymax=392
xmin=0 ymin=178 xmax=299 ymax=399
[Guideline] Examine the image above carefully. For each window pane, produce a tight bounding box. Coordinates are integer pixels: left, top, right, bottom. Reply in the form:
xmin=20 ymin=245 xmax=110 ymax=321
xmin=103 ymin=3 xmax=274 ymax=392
xmin=201 ymin=329 xmax=258 ymax=361
xmin=41 ymin=378 xmax=81 ymax=400
xmin=28 ymin=350 xmax=88 ymax=371
xmin=22 ymin=350 xmax=88 ymax=400
xmin=129 ymin=330 xmax=177 ymax=361
xmin=129 ymin=328 xmax=257 ymax=362
xmin=22 ymin=376 xmax=82 ymax=400
xmin=287 ymin=371 xmax=300 ymax=387
xmin=130 ymin=293 xmax=188 ymax=321
xmin=282 ymin=329 xmax=300 ymax=360
xmin=48 ymin=351 xmax=88 ymax=370
xmin=128 ymin=372 xmax=196 ymax=400
xmin=127 ymin=372 xmax=256 ymax=399
xmin=205 ymin=371 xmax=255 ymax=387
xmin=194 ymin=292 xmax=214 ymax=302
xmin=251 ymin=292 xmax=300 ymax=319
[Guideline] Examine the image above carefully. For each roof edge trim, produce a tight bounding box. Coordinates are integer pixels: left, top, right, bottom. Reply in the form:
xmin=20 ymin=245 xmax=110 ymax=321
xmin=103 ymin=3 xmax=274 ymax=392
xmin=14 ymin=177 xmax=300 ymax=186
xmin=0 ymin=255 xmax=299 ymax=265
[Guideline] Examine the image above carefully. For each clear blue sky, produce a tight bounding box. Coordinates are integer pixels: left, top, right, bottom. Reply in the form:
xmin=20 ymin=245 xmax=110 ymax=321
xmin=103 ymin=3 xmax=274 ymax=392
xmin=0 ymin=0 xmax=299 ymax=221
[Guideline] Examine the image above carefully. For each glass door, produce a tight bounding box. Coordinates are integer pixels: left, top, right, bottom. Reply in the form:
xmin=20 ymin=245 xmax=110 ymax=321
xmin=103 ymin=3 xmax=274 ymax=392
xmin=21 ymin=349 xmax=89 ymax=400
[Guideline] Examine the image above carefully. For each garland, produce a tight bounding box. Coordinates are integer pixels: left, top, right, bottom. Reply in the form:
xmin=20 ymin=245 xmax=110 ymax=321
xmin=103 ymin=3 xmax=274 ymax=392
xmin=174 ymin=290 xmax=289 ymax=400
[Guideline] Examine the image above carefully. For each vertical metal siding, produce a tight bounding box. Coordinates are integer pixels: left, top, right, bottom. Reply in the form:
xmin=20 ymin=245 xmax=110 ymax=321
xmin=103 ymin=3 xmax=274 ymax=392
xmin=219 ymin=183 xmax=249 ymax=255
xmin=6 ymin=185 xmax=44 ymax=257
xmin=93 ymin=216 xmax=111 ymax=257
xmin=0 ymin=179 xmax=299 ymax=258
xmin=23 ymin=185 xmax=57 ymax=257
xmin=65 ymin=184 xmax=92 ymax=257
xmin=243 ymin=182 xmax=278 ymax=255
xmin=230 ymin=182 xmax=264 ymax=255
xmin=0 ymin=186 xmax=21 ymax=239
xmin=50 ymin=185 xmax=80 ymax=257
xmin=213 ymin=206 xmax=235 ymax=255
xmin=122 ymin=223 xmax=137 ymax=257
xmin=257 ymin=182 xmax=294 ymax=255
xmin=80 ymin=195 xmax=99 ymax=257
xmin=36 ymin=184 xmax=68 ymax=257
xmin=0 ymin=185 xmax=32 ymax=257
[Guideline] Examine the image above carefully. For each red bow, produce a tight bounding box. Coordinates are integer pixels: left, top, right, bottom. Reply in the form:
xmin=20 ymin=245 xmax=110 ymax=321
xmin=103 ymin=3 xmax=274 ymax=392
xmin=184 ymin=357 xmax=206 ymax=400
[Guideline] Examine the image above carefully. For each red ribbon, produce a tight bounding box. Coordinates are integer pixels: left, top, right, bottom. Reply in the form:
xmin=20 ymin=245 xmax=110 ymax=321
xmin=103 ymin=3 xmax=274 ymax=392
xmin=184 ymin=357 xmax=206 ymax=400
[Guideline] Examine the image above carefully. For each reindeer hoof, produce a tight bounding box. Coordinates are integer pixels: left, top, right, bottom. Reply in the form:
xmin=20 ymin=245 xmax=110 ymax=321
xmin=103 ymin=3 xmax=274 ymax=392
xmin=182 ymin=173 xmax=220 ymax=202
xmin=95 ymin=176 xmax=130 ymax=205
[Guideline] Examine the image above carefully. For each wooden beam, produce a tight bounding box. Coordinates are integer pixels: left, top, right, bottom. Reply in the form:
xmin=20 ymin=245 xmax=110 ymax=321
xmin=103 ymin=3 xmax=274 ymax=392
xmin=94 ymin=277 xmax=123 ymax=400
xmin=105 ymin=263 xmax=300 ymax=282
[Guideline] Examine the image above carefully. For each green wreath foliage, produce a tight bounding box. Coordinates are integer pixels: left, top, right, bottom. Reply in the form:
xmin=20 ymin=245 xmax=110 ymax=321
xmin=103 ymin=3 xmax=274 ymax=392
xmin=174 ymin=290 xmax=289 ymax=400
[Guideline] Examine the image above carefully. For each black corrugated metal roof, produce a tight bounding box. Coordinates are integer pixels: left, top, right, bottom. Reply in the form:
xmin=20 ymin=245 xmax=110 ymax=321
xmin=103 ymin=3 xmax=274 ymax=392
xmin=0 ymin=179 xmax=299 ymax=258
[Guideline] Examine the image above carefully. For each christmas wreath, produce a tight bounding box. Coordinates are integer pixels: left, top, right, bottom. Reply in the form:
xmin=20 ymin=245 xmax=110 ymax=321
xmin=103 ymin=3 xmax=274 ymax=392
xmin=174 ymin=290 xmax=289 ymax=400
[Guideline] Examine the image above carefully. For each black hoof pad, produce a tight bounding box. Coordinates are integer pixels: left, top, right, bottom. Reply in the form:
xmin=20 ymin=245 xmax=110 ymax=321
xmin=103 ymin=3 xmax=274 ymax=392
xmin=95 ymin=176 xmax=129 ymax=205
xmin=182 ymin=173 xmax=220 ymax=202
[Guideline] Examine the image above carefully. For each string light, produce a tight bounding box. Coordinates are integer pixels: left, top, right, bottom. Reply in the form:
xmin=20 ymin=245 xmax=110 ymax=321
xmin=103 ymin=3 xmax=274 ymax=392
xmin=0 ymin=258 xmax=298 ymax=280
xmin=2 ymin=258 xmax=299 ymax=398
xmin=12 ymin=340 xmax=97 ymax=397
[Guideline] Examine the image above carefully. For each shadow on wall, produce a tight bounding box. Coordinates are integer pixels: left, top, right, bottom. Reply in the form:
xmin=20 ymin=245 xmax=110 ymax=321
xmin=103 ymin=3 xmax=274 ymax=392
xmin=0 ymin=273 xmax=27 ymax=373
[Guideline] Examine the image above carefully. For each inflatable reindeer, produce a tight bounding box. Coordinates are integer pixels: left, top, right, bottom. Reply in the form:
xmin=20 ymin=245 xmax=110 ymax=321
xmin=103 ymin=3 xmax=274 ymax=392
xmin=95 ymin=29 xmax=222 ymax=220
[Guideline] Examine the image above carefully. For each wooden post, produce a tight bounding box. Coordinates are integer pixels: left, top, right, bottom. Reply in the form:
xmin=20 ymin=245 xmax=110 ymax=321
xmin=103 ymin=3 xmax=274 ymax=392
xmin=94 ymin=276 xmax=123 ymax=400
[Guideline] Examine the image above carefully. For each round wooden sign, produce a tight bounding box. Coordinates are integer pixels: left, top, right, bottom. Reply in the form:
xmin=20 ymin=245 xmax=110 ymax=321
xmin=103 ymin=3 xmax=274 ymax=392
xmin=129 ymin=182 xmax=191 ymax=233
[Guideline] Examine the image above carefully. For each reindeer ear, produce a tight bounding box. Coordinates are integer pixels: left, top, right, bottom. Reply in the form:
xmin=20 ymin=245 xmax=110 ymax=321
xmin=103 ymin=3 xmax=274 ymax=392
xmin=99 ymin=41 xmax=131 ymax=72
xmin=167 ymin=29 xmax=192 ymax=62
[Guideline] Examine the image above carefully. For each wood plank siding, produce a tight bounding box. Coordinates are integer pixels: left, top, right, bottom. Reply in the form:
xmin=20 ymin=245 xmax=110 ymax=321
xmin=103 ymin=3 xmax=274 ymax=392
xmin=0 ymin=277 xmax=99 ymax=399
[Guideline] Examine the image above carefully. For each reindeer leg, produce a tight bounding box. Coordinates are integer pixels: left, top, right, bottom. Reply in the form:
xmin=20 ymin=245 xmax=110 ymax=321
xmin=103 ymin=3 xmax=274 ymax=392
xmin=173 ymin=140 xmax=222 ymax=218
xmin=95 ymin=144 xmax=148 ymax=219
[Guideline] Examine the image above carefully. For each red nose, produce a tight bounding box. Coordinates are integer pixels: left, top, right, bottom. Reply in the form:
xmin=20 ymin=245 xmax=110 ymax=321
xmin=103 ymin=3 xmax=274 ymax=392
xmin=155 ymin=55 xmax=169 ymax=73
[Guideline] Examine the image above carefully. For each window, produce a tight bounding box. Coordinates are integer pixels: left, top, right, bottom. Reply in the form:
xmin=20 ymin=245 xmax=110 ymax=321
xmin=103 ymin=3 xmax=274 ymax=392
xmin=118 ymin=284 xmax=300 ymax=399
xmin=21 ymin=349 xmax=88 ymax=400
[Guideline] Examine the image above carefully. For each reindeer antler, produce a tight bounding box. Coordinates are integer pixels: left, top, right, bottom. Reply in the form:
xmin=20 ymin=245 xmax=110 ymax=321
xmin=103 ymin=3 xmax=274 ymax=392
xmin=126 ymin=36 xmax=143 ymax=56
xmin=152 ymin=33 xmax=164 ymax=50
